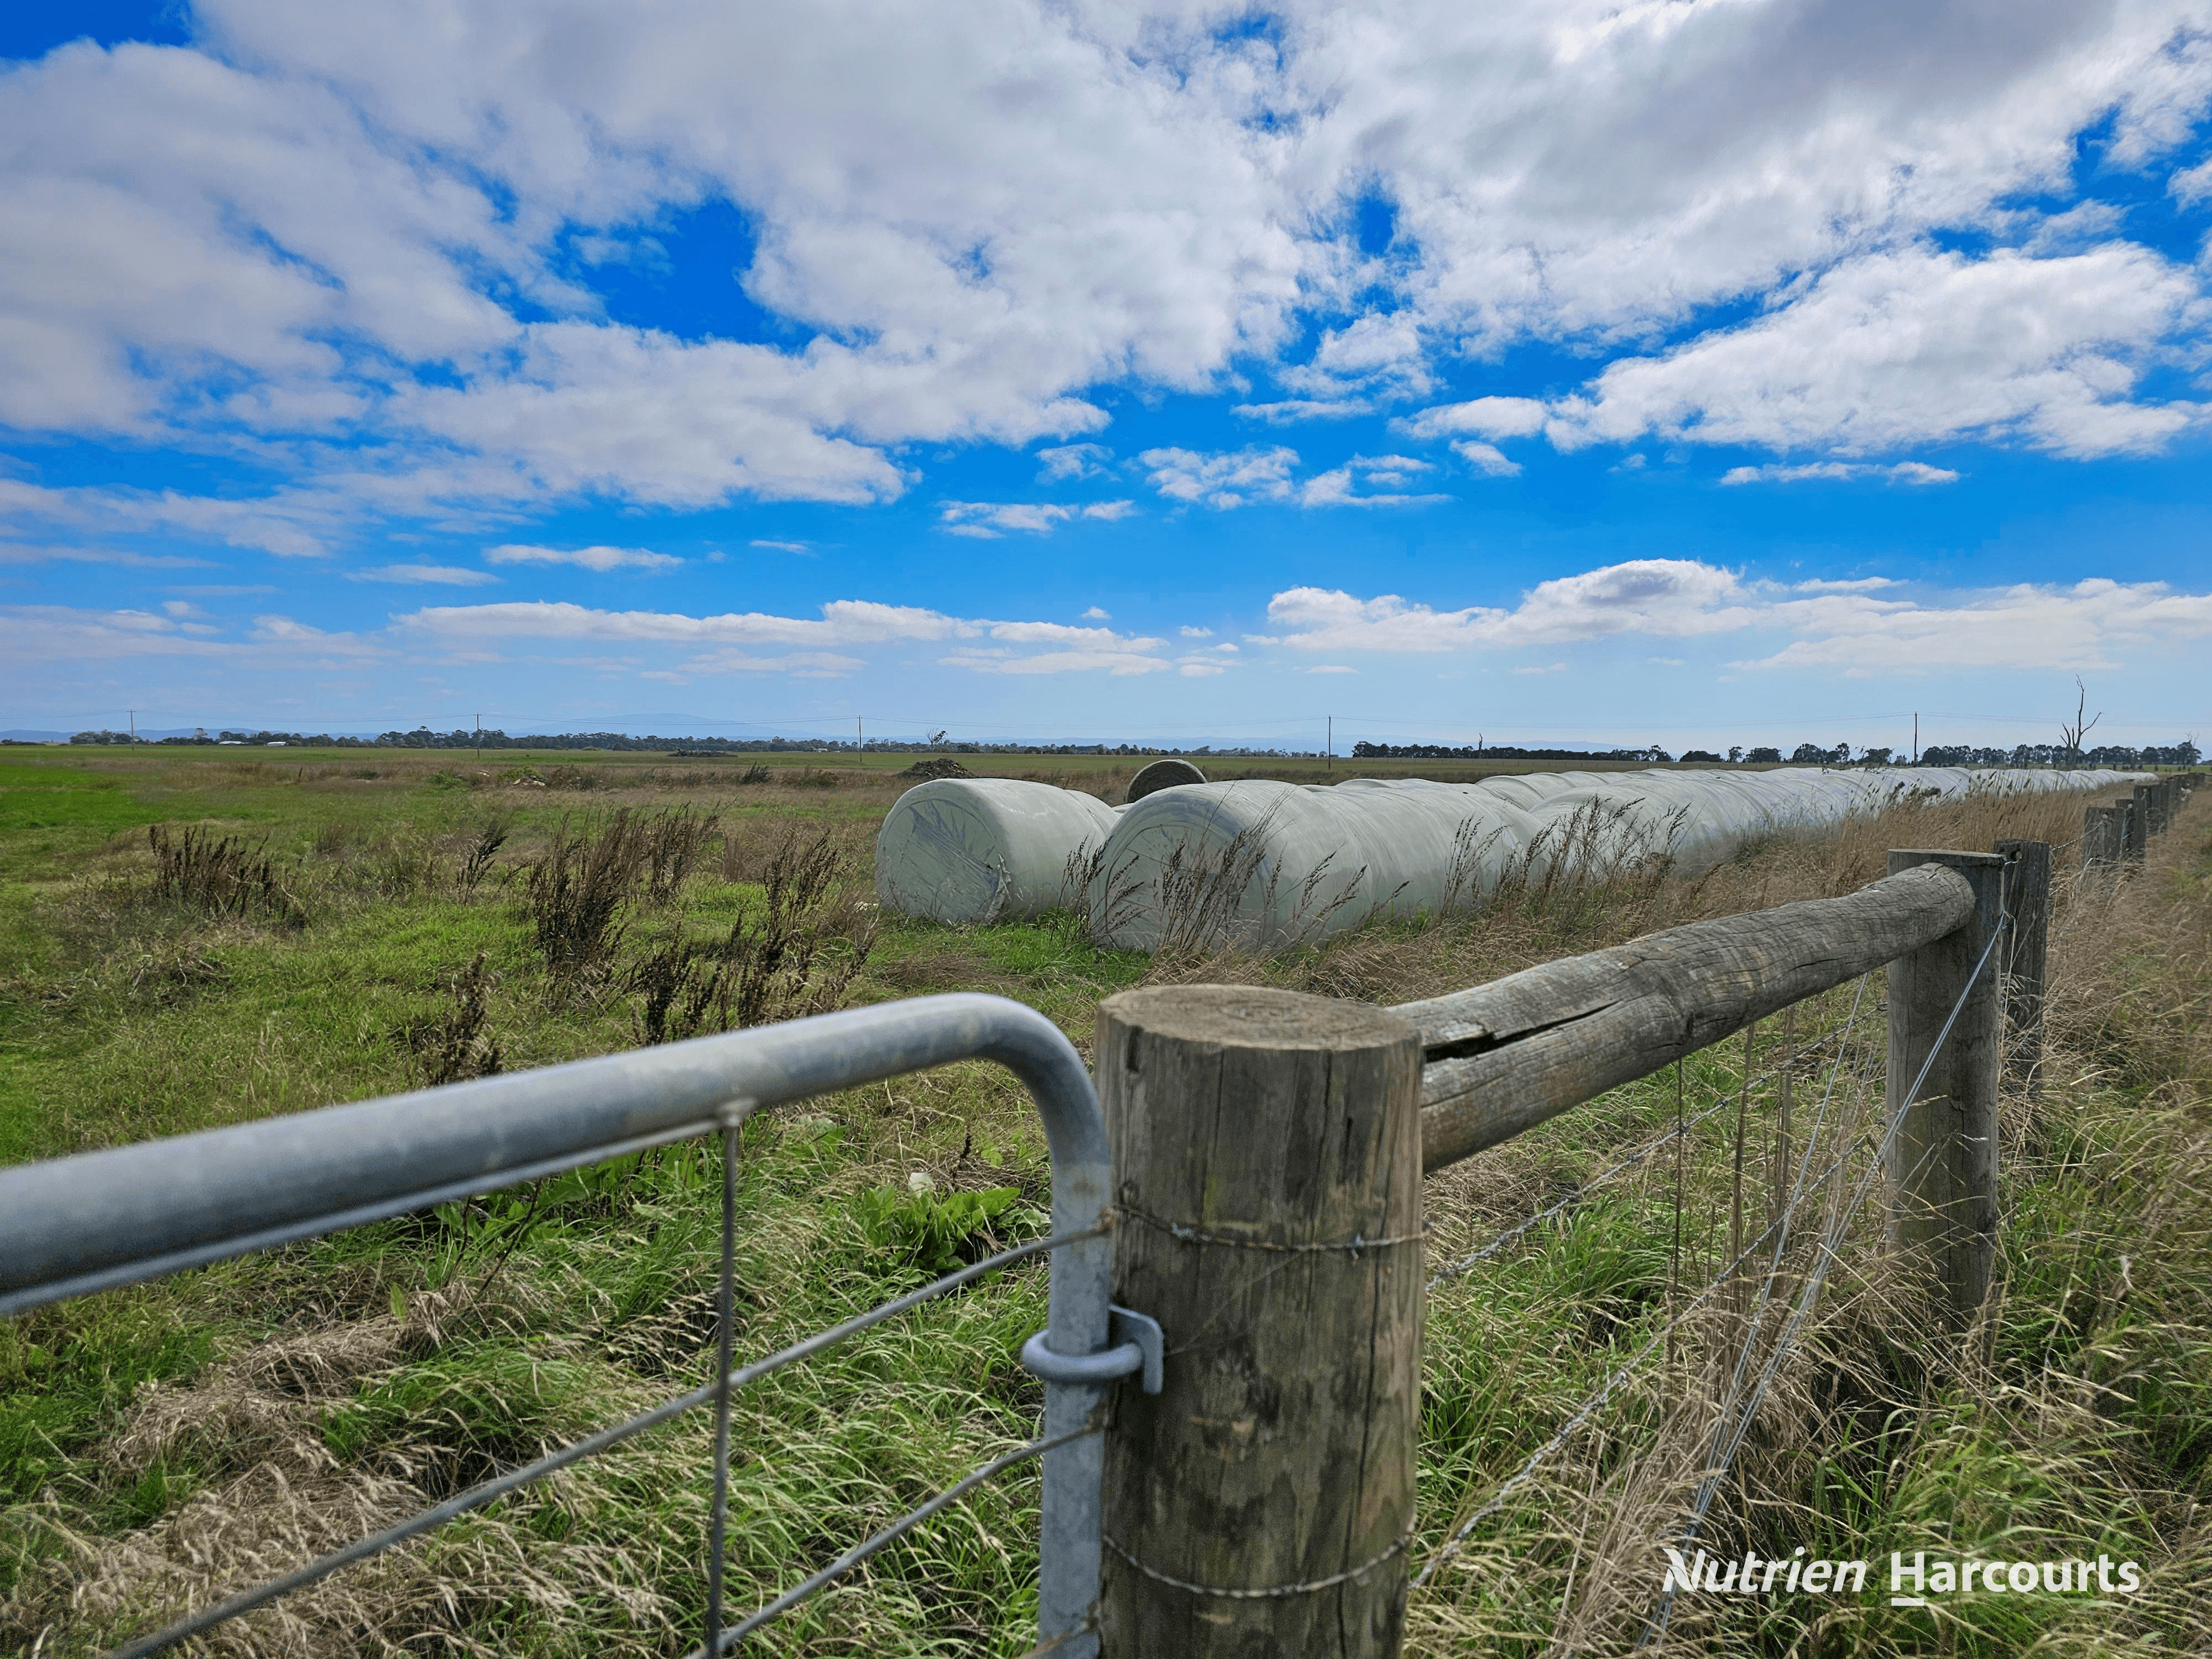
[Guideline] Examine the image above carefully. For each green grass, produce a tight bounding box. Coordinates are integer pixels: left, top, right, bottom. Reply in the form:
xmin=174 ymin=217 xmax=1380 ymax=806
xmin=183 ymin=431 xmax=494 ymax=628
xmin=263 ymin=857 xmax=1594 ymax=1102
xmin=1 ymin=754 xmax=2208 ymax=1654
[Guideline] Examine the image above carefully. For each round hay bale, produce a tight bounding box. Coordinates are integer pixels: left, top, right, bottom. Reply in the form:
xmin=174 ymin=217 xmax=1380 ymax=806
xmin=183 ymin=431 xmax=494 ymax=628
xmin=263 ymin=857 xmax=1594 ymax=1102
xmin=1125 ymin=757 xmax=1207 ymax=803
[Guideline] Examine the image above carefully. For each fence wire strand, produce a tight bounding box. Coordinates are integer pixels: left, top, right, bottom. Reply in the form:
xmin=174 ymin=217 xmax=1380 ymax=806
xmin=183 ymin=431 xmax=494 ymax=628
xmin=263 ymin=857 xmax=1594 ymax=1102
xmin=1635 ymin=921 xmax=2005 ymax=1646
xmin=690 ymin=1424 xmax=1102 ymax=1657
xmin=1426 ymin=1014 xmax=1859 ymax=1291
xmin=1413 ymin=923 xmax=1999 ymax=1593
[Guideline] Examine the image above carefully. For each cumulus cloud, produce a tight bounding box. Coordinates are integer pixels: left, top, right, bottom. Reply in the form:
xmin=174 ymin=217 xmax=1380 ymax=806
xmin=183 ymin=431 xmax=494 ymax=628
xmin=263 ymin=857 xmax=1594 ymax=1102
xmin=1141 ymin=445 xmax=1447 ymax=508
xmin=1398 ymin=397 xmax=1549 ymax=441
xmin=1269 ymin=560 xmax=1755 ymax=652
xmin=1036 ymin=443 xmax=1114 ymax=482
xmin=2 ymin=0 xmax=2210 ymax=557
xmin=1453 ymin=441 xmax=1521 ymax=478
xmin=1140 ymin=445 xmax=1300 ymax=509
xmin=1547 ymin=247 xmax=2209 ymax=459
xmin=484 ymin=543 xmax=682 ymax=572
xmin=1261 ymin=559 xmax=2212 ymax=674
xmin=399 ymin=594 xmax=1179 ymax=678
xmin=938 ymin=499 xmax=1135 ymax=538
xmin=346 ymin=563 xmax=500 ymax=584
xmin=1721 ymin=461 xmax=1961 ymax=486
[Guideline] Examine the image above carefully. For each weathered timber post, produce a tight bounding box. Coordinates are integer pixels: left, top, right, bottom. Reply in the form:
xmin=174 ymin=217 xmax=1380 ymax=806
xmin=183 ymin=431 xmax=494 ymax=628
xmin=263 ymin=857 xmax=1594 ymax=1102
xmin=1097 ymin=986 xmax=1422 ymax=1659
xmin=2137 ymin=781 xmax=2164 ymax=841
xmin=1994 ymin=839 xmax=2049 ymax=1097
xmin=2125 ymin=792 xmax=2149 ymax=862
xmin=2080 ymin=805 xmax=2117 ymax=872
xmin=1886 ymin=851 xmax=2006 ymax=1324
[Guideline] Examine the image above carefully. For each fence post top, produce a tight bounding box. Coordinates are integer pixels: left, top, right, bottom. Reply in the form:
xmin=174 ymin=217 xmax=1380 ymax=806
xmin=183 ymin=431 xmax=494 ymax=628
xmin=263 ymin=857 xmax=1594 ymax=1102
xmin=1099 ymin=984 xmax=1418 ymax=1052
xmin=1887 ymin=848 xmax=2007 ymax=869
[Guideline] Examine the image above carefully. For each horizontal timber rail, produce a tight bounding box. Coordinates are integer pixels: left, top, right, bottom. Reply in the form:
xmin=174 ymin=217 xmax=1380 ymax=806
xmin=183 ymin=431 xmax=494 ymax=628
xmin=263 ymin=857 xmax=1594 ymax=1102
xmin=1395 ymin=860 xmax=1977 ymax=1172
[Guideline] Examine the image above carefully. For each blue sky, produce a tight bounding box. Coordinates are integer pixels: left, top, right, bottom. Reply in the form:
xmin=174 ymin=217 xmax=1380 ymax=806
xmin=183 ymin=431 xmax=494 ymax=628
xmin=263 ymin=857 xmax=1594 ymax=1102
xmin=3 ymin=1 xmax=2210 ymax=753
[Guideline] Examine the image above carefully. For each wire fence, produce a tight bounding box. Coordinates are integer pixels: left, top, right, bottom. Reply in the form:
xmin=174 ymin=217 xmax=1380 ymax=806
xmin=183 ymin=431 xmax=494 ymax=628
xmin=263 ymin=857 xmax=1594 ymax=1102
xmin=1409 ymin=919 xmax=2002 ymax=1612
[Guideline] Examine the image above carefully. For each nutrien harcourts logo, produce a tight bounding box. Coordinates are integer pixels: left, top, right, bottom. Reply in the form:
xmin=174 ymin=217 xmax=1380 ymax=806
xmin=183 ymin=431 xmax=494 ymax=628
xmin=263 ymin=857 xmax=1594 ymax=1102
xmin=1660 ymin=1547 xmax=2146 ymax=1605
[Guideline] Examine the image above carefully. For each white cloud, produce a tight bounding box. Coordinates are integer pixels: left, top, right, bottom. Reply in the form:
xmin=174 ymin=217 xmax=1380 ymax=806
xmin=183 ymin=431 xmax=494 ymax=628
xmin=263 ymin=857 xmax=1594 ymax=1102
xmin=1548 ymin=247 xmax=2209 ymax=460
xmin=1308 ymin=664 xmax=1357 ymax=674
xmin=0 ymin=542 xmax=214 ymax=568
xmin=1179 ymin=625 xmax=1212 ymax=637
xmin=750 ymin=538 xmax=816 ymax=554
xmin=1513 ymin=661 xmax=1568 ymax=675
xmin=1084 ymin=606 xmax=1112 ymax=620
xmin=1270 ymin=560 xmax=1755 ymax=653
xmin=484 ymin=542 xmax=682 ymax=572
xmin=1140 ymin=445 xmax=1300 ymax=509
xmin=1399 ymin=397 xmax=1549 ymax=441
xmin=1720 ymin=461 xmax=1961 ymax=486
xmin=1036 ymin=443 xmax=1113 ymax=482
xmin=1231 ymin=399 xmax=1373 ymax=423
xmin=1 ymin=0 xmax=2209 ymax=551
xmin=1261 ymin=559 xmax=2212 ymax=675
xmin=1297 ymin=453 xmax=1449 ymax=507
xmin=399 ymin=594 xmax=1181 ymax=677
xmin=347 ymin=562 xmax=500 ymax=585
xmin=1452 ymin=441 xmax=1521 ymax=478
xmin=939 ymin=499 xmax=1135 ymax=537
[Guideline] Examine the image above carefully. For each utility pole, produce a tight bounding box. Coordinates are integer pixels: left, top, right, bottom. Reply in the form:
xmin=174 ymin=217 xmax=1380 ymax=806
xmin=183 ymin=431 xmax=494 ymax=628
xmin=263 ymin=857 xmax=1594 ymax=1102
xmin=857 ymin=715 xmax=863 ymax=753
xmin=474 ymin=713 xmax=481 ymax=761
xmin=1912 ymin=712 xmax=1918 ymax=765
xmin=1326 ymin=714 xmax=1332 ymax=771
xmin=127 ymin=709 xmax=135 ymax=743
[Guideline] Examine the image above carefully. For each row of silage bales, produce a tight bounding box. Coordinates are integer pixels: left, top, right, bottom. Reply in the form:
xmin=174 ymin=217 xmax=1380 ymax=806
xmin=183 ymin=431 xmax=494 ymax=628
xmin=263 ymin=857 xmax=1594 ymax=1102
xmin=872 ymin=764 xmax=2148 ymax=942
xmin=1081 ymin=765 xmax=2146 ymax=951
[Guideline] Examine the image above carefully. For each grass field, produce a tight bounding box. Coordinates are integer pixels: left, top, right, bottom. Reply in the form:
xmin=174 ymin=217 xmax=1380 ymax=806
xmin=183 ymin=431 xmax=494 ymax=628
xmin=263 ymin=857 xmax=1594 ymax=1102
xmin=1 ymin=747 xmax=2206 ymax=1656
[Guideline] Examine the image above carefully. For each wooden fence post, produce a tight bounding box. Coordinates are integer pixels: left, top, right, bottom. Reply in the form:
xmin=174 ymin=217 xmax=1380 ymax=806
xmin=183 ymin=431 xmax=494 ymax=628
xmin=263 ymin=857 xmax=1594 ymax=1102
xmin=1885 ymin=850 xmax=2006 ymax=1324
xmin=1993 ymin=839 xmax=2049 ymax=1097
xmin=2125 ymin=792 xmax=2149 ymax=862
xmin=2080 ymin=805 xmax=2116 ymax=872
xmin=1097 ymin=985 xmax=1422 ymax=1659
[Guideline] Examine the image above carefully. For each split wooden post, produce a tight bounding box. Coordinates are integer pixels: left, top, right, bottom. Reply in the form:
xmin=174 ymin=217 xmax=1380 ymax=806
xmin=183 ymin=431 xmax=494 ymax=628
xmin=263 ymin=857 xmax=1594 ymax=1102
xmin=1993 ymin=839 xmax=2050 ymax=1097
xmin=2137 ymin=781 xmax=2163 ymax=842
xmin=1885 ymin=849 xmax=2006 ymax=1324
xmin=1097 ymin=985 xmax=1422 ymax=1659
xmin=2080 ymin=805 xmax=2116 ymax=872
xmin=2125 ymin=792 xmax=2150 ymax=862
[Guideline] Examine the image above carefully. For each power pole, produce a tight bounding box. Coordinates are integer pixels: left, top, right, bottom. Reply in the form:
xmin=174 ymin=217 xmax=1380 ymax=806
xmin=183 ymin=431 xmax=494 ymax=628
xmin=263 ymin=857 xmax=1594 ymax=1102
xmin=127 ymin=709 xmax=135 ymax=742
xmin=857 ymin=715 xmax=863 ymax=752
xmin=1326 ymin=714 xmax=1332 ymax=771
xmin=474 ymin=713 xmax=481 ymax=761
xmin=1912 ymin=712 xmax=1918 ymax=765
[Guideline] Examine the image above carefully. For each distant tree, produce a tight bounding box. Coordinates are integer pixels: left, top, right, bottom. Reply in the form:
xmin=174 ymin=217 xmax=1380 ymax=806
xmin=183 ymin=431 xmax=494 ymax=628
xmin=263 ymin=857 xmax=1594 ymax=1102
xmin=1746 ymin=746 xmax=1781 ymax=764
xmin=1790 ymin=742 xmax=1827 ymax=764
xmin=1680 ymin=749 xmax=1721 ymax=763
xmin=1728 ymin=745 xmax=1745 ymax=764
xmin=1646 ymin=745 xmax=1674 ymax=762
xmin=2059 ymin=676 xmax=2101 ymax=765
xmin=1861 ymin=745 xmax=1894 ymax=766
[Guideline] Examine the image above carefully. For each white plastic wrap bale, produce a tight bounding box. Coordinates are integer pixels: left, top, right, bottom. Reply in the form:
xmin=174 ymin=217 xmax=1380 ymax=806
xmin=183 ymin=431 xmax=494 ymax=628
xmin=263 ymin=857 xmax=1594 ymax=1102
xmin=873 ymin=778 xmax=1119 ymax=924
xmin=1083 ymin=778 xmax=1548 ymax=951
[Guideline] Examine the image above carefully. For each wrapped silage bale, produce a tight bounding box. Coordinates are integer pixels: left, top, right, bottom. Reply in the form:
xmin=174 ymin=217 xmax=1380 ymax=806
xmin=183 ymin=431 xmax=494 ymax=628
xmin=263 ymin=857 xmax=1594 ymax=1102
xmin=1085 ymin=778 xmax=1547 ymax=952
xmin=874 ymin=778 xmax=1119 ymax=924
